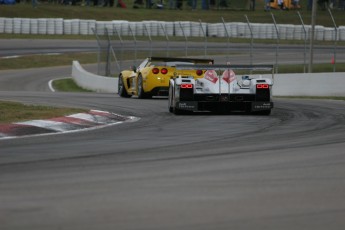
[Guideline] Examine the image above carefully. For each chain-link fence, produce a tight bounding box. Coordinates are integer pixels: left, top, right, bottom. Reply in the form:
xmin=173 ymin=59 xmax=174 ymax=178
xmin=93 ymin=11 xmax=342 ymax=76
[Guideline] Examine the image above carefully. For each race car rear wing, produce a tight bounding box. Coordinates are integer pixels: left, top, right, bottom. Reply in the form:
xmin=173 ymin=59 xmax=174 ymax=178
xmin=175 ymin=64 xmax=275 ymax=81
xmin=175 ymin=64 xmax=274 ymax=71
xmin=149 ymin=57 xmax=214 ymax=64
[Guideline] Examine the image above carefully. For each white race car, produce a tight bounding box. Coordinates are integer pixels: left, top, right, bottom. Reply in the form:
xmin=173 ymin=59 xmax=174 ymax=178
xmin=168 ymin=64 xmax=274 ymax=115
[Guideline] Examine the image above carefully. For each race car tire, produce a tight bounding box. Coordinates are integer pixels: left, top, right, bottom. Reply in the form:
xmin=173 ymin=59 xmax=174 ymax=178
xmin=118 ymin=74 xmax=132 ymax=98
xmin=137 ymin=75 xmax=151 ymax=99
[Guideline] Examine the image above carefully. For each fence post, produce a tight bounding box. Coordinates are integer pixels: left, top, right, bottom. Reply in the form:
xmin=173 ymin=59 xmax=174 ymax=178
xmin=114 ymin=27 xmax=123 ymax=72
xmin=221 ymin=17 xmax=230 ymax=63
xmin=91 ymin=27 xmax=102 ymax=76
xmin=105 ymin=28 xmax=111 ymax=77
xmin=297 ymin=11 xmax=307 ymax=73
xmin=105 ymin=28 xmax=121 ymax=75
xmin=271 ymin=12 xmax=280 ymax=74
xmin=160 ymin=23 xmax=170 ymax=57
xmin=128 ymin=26 xmax=137 ymax=67
xmin=179 ymin=22 xmax=188 ymax=57
xmin=244 ymin=15 xmax=253 ymax=66
xmin=143 ymin=24 xmax=153 ymax=57
xmin=199 ymin=19 xmax=207 ymax=57
xmin=328 ymin=8 xmax=338 ymax=72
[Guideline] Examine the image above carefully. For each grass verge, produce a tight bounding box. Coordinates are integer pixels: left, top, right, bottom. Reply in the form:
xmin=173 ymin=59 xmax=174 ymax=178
xmin=0 ymin=52 xmax=98 ymax=70
xmin=52 ymin=78 xmax=93 ymax=92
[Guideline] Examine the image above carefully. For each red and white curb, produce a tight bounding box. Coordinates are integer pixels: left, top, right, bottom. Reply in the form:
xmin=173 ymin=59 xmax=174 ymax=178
xmin=0 ymin=110 xmax=138 ymax=140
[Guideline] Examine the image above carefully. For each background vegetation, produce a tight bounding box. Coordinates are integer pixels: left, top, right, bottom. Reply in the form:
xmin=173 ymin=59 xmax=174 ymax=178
xmin=0 ymin=0 xmax=344 ymax=26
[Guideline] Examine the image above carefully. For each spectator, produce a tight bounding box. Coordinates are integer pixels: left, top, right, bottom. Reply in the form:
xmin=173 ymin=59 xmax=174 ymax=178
xmin=176 ymin=0 xmax=182 ymax=9
xmin=250 ymin=0 xmax=255 ymax=11
xmin=277 ymin=0 xmax=284 ymax=9
xmin=145 ymin=0 xmax=152 ymax=8
xmin=264 ymin=0 xmax=271 ymax=11
xmin=191 ymin=0 xmax=197 ymax=10
xmin=308 ymin=0 xmax=313 ymax=9
xmin=169 ymin=0 xmax=175 ymax=9
xmin=133 ymin=0 xmax=144 ymax=8
xmin=32 ymin=0 xmax=37 ymax=8
xmin=292 ymin=0 xmax=300 ymax=8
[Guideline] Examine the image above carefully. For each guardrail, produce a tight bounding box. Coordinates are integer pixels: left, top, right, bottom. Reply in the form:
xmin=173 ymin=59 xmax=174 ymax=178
xmin=72 ymin=61 xmax=345 ymax=96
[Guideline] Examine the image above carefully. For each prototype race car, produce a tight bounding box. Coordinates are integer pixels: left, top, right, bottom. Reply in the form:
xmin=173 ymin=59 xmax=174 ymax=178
xmin=118 ymin=57 xmax=214 ymax=99
xmin=168 ymin=64 xmax=274 ymax=115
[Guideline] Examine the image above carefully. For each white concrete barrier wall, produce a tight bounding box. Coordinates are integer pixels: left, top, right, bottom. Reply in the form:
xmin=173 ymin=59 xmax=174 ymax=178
xmin=72 ymin=61 xmax=117 ymax=93
xmin=272 ymin=72 xmax=345 ymax=97
xmin=72 ymin=61 xmax=345 ymax=96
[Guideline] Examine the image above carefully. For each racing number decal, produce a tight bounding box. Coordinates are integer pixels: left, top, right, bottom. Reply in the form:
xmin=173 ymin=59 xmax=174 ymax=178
xmin=222 ymin=69 xmax=236 ymax=84
xmin=204 ymin=70 xmax=218 ymax=84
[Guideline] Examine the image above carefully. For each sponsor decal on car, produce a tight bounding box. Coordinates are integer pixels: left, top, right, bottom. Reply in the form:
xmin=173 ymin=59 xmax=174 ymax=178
xmin=222 ymin=69 xmax=236 ymax=84
xmin=177 ymin=102 xmax=197 ymax=111
xmin=204 ymin=70 xmax=218 ymax=84
xmin=252 ymin=102 xmax=273 ymax=111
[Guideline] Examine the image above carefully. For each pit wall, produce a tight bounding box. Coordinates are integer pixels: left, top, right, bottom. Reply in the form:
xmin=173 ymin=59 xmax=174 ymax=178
xmin=72 ymin=61 xmax=345 ymax=96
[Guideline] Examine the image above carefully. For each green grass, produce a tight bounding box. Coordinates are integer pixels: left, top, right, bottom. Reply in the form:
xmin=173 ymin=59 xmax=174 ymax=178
xmin=0 ymin=100 xmax=87 ymax=124
xmin=53 ymin=78 xmax=93 ymax=92
xmin=0 ymin=52 xmax=97 ymax=70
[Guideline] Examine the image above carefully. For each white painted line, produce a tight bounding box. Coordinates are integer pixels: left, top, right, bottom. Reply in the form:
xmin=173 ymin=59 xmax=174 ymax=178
xmin=48 ymin=79 xmax=56 ymax=92
xmin=1 ymin=55 xmax=20 ymax=59
xmin=48 ymin=77 xmax=73 ymax=92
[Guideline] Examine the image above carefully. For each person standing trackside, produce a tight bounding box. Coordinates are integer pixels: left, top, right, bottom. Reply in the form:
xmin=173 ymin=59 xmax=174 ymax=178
xmin=250 ymin=0 xmax=256 ymax=10
xmin=32 ymin=0 xmax=37 ymax=8
xmin=264 ymin=0 xmax=271 ymax=11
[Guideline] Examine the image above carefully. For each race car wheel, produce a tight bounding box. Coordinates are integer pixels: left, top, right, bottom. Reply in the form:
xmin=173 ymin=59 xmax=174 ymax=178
xmin=118 ymin=75 xmax=131 ymax=98
xmin=137 ymin=75 xmax=151 ymax=99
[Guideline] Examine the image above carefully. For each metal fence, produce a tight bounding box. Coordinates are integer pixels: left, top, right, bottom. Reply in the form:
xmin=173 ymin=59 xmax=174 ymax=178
xmin=91 ymin=11 xmax=341 ymax=76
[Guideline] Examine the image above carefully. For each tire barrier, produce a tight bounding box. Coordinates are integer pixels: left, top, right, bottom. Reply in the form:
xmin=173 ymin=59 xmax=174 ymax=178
xmin=0 ymin=17 xmax=344 ymax=41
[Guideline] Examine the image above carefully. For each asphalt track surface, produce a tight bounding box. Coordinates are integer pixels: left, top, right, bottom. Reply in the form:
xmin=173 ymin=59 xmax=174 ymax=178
xmin=1 ymin=42 xmax=345 ymax=230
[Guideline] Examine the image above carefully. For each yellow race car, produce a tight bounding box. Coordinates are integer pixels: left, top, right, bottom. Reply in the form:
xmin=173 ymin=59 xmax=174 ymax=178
xmin=118 ymin=57 xmax=214 ymax=99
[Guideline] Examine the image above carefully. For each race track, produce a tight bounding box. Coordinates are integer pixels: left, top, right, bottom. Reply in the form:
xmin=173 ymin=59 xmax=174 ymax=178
xmin=1 ymin=47 xmax=345 ymax=230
